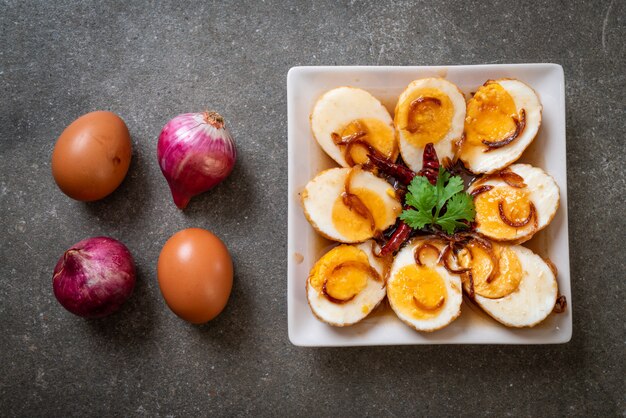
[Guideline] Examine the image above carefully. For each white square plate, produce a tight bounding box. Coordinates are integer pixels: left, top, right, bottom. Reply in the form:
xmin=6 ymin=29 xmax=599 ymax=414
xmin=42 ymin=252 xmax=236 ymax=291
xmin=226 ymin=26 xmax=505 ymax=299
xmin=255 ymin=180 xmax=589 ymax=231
xmin=287 ymin=64 xmax=571 ymax=346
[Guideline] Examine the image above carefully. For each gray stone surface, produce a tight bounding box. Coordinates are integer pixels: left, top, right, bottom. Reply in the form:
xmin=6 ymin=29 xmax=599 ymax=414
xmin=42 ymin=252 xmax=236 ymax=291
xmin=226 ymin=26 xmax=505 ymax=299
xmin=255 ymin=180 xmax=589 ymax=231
xmin=1 ymin=0 xmax=624 ymax=416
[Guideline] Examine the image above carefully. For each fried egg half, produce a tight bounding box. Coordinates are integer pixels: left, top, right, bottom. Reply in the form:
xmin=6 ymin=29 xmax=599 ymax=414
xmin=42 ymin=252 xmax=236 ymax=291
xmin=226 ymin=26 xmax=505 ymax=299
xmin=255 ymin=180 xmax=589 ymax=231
xmin=468 ymin=164 xmax=559 ymax=243
xmin=307 ymin=241 xmax=387 ymax=326
xmin=394 ymin=78 xmax=466 ymax=171
xmin=301 ymin=166 xmax=402 ymax=243
xmin=459 ymin=79 xmax=542 ymax=174
xmin=387 ymin=239 xmax=463 ymax=332
xmin=311 ymin=87 xmax=397 ymax=167
xmin=462 ymin=243 xmax=558 ymax=327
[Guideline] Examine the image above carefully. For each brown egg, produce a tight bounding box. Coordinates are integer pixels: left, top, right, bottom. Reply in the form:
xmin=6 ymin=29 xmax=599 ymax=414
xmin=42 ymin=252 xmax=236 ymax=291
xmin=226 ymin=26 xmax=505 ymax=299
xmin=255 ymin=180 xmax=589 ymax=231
xmin=51 ymin=111 xmax=132 ymax=201
xmin=157 ymin=228 xmax=233 ymax=324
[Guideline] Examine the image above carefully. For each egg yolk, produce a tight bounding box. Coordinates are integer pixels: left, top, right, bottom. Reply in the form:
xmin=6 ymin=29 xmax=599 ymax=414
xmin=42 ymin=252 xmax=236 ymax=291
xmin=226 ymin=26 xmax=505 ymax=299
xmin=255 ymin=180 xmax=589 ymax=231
xmin=331 ymin=187 xmax=390 ymax=242
xmin=338 ymin=118 xmax=396 ymax=165
xmin=395 ymin=87 xmax=454 ymax=148
xmin=464 ymin=242 xmax=522 ymax=299
xmin=309 ymin=245 xmax=370 ymax=301
xmin=464 ymin=82 xmax=518 ymax=147
xmin=388 ymin=264 xmax=447 ymax=320
xmin=474 ymin=186 xmax=534 ymax=240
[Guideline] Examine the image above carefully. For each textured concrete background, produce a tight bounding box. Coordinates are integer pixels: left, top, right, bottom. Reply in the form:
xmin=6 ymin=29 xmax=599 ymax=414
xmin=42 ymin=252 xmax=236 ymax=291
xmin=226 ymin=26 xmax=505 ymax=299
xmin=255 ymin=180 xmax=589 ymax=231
xmin=1 ymin=0 xmax=624 ymax=416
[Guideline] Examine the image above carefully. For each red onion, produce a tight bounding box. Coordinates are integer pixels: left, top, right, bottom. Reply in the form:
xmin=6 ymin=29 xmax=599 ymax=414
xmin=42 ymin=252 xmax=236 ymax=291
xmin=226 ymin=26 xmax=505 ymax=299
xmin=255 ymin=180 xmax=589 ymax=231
xmin=52 ymin=237 xmax=136 ymax=318
xmin=157 ymin=111 xmax=236 ymax=209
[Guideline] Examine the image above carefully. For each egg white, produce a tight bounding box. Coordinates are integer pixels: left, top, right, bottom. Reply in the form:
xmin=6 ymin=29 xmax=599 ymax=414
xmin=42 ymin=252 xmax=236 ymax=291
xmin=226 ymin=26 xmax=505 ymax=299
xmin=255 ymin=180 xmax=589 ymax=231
xmin=468 ymin=163 xmax=560 ymax=243
xmin=306 ymin=241 xmax=387 ymax=326
xmin=474 ymin=245 xmax=558 ymax=327
xmin=460 ymin=79 xmax=542 ymax=174
xmin=395 ymin=78 xmax=466 ymax=171
xmin=387 ymin=239 xmax=463 ymax=332
xmin=311 ymin=87 xmax=395 ymax=167
xmin=301 ymin=167 xmax=400 ymax=243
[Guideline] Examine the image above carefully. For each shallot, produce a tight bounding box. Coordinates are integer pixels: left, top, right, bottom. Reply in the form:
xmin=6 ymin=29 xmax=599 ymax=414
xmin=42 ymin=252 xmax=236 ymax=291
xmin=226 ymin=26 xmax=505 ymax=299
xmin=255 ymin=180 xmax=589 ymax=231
xmin=52 ymin=237 xmax=136 ymax=318
xmin=157 ymin=111 xmax=237 ymax=209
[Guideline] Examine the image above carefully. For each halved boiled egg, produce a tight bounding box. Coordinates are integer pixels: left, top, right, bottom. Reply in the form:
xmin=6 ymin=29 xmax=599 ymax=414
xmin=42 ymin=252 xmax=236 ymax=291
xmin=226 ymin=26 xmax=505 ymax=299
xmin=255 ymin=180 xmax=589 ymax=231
xmin=468 ymin=164 xmax=559 ymax=243
xmin=307 ymin=240 xmax=387 ymax=326
xmin=387 ymin=238 xmax=463 ymax=332
xmin=462 ymin=243 xmax=558 ymax=327
xmin=311 ymin=87 xmax=397 ymax=167
xmin=459 ymin=78 xmax=542 ymax=174
xmin=394 ymin=78 xmax=466 ymax=171
xmin=301 ymin=166 xmax=401 ymax=243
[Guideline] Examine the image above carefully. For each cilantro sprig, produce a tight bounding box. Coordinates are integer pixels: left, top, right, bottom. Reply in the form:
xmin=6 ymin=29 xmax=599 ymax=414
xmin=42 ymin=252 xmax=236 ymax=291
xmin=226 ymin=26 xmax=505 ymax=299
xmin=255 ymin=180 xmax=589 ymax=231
xmin=399 ymin=168 xmax=475 ymax=234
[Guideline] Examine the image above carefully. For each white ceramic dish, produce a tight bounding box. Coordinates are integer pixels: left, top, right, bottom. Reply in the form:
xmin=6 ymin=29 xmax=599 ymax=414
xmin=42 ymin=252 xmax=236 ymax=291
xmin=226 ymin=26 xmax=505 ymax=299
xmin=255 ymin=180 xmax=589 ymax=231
xmin=287 ymin=64 xmax=571 ymax=346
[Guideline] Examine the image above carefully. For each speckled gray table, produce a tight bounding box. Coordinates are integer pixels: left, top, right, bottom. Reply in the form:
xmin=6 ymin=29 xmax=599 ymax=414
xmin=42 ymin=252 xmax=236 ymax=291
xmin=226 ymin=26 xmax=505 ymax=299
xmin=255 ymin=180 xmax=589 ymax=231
xmin=1 ymin=1 xmax=624 ymax=416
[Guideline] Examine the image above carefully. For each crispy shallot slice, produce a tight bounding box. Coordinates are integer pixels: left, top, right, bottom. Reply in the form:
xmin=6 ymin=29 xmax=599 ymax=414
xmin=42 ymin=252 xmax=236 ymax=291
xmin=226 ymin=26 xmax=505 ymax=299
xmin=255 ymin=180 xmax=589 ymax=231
xmin=482 ymin=109 xmax=526 ymax=151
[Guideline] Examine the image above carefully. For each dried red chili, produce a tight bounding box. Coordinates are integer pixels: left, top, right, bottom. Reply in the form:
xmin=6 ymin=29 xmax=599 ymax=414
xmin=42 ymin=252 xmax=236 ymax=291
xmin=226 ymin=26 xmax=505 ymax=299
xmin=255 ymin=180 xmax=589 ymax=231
xmin=418 ymin=142 xmax=440 ymax=185
xmin=367 ymin=153 xmax=416 ymax=185
xmin=376 ymin=143 xmax=441 ymax=256
xmin=379 ymin=220 xmax=412 ymax=256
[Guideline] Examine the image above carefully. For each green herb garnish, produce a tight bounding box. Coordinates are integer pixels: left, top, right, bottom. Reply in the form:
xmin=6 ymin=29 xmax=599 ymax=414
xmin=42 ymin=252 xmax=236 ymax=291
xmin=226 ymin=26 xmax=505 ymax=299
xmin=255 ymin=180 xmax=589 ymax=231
xmin=399 ymin=168 xmax=476 ymax=234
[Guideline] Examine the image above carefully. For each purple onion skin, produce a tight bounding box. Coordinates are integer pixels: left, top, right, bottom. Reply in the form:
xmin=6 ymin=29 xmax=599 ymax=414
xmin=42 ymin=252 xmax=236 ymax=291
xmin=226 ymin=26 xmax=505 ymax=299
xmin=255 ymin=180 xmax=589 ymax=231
xmin=52 ymin=237 xmax=136 ymax=318
xmin=157 ymin=111 xmax=237 ymax=209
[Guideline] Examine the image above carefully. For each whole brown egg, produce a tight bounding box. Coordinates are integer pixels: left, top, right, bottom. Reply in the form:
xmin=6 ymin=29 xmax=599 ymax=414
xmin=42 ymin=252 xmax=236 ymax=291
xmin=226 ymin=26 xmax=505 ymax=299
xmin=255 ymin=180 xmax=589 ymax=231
xmin=51 ymin=111 xmax=132 ymax=201
xmin=157 ymin=228 xmax=233 ymax=324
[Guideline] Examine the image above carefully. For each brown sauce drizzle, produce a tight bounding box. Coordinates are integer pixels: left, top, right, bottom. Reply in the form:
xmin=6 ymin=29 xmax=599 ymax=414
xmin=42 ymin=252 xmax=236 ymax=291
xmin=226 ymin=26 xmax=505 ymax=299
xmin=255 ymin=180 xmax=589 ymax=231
xmin=482 ymin=108 xmax=526 ymax=151
xmin=453 ymin=134 xmax=465 ymax=160
xmin=322 ymin=260 xmax=381 ymax=304
xmin=370 ymin=241 xmax=393 ymax=287
xmin=468 ymin=233 xmax=493 ymax=250
xmin=371 ymin=240 xmax=383 ymax=258
xmin=406 ymin=97 xmax=442 ymax=133
xmin=553 ymin=295 xmax=567 ymax=313
xmin=465 ymin=271 xmax=475 ymax=299
xmin=498 ymin=200 xmax=535 ymax=228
